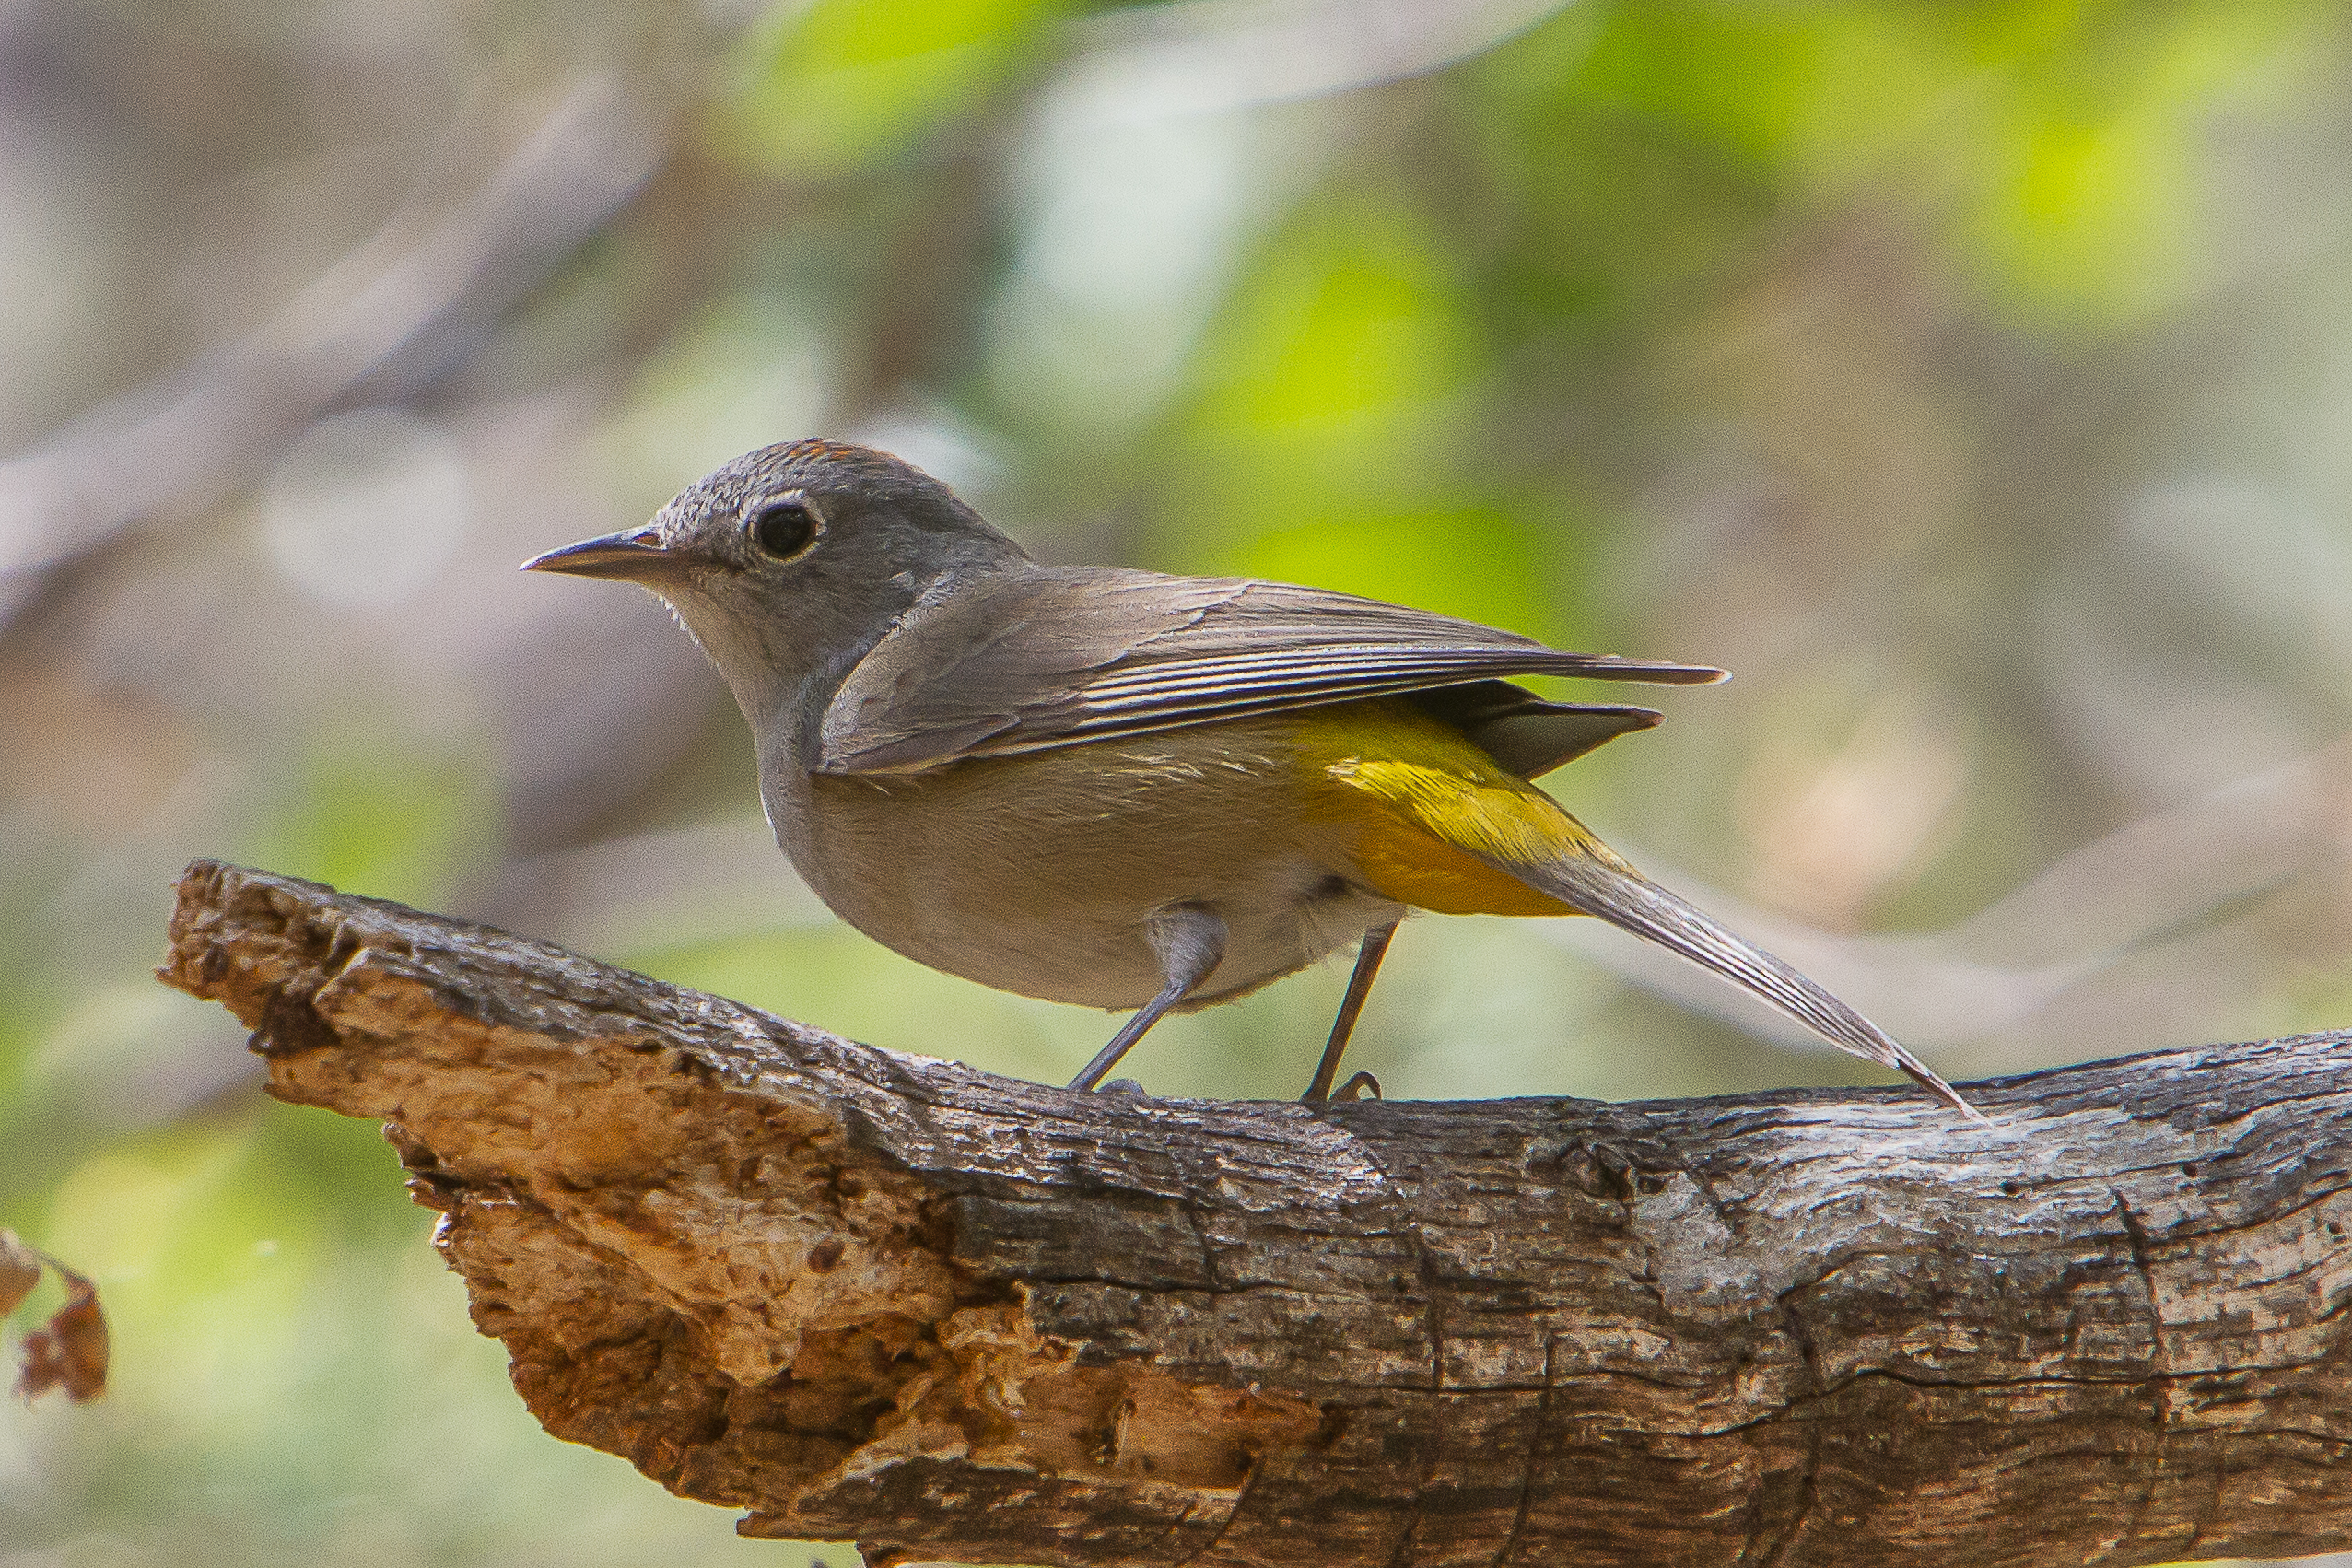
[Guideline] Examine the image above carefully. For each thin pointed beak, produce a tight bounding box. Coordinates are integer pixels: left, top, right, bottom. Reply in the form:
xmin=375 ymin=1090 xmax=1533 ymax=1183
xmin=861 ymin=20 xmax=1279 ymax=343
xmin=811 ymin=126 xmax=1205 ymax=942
xmin=521 ymin=527 xmax=695 ymax=582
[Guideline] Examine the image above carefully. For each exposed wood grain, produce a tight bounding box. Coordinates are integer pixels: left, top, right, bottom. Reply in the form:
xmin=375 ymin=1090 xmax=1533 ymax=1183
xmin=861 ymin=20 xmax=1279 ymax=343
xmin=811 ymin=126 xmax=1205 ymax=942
xmin=158 ymin=860 xmax=2352 ymax=1568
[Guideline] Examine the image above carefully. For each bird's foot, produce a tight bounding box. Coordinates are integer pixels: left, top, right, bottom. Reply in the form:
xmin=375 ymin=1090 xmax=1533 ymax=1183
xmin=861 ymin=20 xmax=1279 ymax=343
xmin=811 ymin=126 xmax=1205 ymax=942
xmin=1097 ymin=1078 xmax=1150 ymax=1096
xmin=1332 ymin=1071 xmax=1381 ymax=1103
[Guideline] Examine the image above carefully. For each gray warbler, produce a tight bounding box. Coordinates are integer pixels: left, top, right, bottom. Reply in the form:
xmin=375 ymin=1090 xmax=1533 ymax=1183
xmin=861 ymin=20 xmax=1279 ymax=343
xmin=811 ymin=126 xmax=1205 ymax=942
xmin=524 ymin=439 xmax=1978 ymax=1117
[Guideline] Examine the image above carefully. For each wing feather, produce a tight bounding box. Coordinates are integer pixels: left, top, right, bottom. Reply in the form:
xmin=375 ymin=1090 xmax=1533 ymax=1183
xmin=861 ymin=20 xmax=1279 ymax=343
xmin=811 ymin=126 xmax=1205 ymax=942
xmin=818 ymin=568 xmax=1721 ymax=775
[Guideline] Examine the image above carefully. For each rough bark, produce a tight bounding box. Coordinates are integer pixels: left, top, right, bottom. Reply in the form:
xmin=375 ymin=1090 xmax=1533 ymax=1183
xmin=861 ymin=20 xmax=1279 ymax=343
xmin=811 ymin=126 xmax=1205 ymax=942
xmin=158 ymin=860 xmax=2352 ymax=1568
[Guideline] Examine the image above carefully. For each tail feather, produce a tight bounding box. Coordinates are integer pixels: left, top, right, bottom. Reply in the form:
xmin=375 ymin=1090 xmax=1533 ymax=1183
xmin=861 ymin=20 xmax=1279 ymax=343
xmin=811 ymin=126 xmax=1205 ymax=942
xmin=1517 ymin=853 xmax=1986 ymax=1121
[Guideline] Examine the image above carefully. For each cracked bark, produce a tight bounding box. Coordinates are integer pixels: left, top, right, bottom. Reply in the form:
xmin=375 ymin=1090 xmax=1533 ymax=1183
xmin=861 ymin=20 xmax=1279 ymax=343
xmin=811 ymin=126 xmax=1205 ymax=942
xmin=158 ymin=860 xmax=2352 ymax=1568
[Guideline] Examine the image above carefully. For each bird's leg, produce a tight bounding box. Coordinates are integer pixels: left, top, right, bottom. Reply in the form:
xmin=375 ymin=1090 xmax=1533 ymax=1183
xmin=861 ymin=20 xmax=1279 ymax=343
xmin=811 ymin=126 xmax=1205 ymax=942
xmin=1069 ymin=905 xmax=1227 ymax=1092
xmin=1301 ymin=921 xmax=1399 ymax=1102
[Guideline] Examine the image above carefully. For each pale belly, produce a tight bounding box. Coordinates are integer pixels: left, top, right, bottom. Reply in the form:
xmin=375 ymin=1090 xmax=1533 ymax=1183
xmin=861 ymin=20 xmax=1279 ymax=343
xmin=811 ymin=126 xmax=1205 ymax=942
xmin=763 ymin=719 xmax=1402 ymax=1010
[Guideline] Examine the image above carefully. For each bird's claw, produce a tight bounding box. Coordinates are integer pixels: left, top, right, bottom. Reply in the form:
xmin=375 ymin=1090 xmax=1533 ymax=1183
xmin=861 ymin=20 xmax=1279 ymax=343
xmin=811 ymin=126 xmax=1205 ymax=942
xmin=1333 ymin=1071 xmax=1382 ymax=1103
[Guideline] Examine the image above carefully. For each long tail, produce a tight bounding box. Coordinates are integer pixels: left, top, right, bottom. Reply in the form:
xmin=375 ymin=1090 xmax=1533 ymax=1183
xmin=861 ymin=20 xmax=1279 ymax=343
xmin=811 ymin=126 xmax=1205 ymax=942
xmin=1516 ymin=853 xmax=1986 ymax=1121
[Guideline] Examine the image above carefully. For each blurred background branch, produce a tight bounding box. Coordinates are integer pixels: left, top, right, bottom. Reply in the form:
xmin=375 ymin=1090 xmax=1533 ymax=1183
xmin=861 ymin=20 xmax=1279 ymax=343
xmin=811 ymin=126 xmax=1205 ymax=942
xmin=8 ymin=1 xmax=2352 ymax=1564
xmin=0 ymin=76 xmax=666 ymax=622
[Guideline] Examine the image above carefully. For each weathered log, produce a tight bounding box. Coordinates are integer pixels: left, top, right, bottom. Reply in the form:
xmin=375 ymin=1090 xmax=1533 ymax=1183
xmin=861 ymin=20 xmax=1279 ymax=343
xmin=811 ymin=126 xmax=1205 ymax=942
xmin=158 ymin=860 xmax=2352 ymax=1568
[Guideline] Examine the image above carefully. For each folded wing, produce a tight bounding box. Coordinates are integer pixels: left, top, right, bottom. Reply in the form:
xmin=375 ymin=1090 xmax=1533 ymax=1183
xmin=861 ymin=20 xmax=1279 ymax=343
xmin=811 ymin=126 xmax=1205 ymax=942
xmin=819 ymin=568 xmax=1722 ymax=775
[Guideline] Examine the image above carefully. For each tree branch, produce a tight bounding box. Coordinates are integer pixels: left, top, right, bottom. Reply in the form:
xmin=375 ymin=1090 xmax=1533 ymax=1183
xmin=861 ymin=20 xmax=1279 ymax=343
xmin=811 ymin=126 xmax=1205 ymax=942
xmin=158 ymin=860 xmax=2352 ymax=1568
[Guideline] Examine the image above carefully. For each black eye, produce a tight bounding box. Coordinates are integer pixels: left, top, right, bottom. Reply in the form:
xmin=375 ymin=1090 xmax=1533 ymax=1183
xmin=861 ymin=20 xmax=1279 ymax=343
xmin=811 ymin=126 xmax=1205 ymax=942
xmin=744 ymin=492 xmax=821 ymax=560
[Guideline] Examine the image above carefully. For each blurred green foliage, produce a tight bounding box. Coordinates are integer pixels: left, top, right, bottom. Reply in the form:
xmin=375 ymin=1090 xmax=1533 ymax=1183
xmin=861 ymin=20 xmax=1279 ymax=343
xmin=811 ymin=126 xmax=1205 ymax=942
xmin=715 ymin=0 xmax=1071 ymax=174
xmin=250 ymin=738 xmax=501 ymax=914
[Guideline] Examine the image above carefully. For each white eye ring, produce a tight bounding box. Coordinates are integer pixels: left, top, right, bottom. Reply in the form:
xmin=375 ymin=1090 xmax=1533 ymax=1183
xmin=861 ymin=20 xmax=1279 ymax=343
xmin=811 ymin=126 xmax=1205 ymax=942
xmin=743 ymin=490 xmax=824 ymax=560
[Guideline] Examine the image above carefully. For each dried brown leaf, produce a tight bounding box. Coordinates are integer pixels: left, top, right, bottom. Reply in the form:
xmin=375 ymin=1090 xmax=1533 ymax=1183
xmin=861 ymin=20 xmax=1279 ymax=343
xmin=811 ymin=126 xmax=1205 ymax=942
xmin=13 ymin=1252 xmax=107 ymax=1403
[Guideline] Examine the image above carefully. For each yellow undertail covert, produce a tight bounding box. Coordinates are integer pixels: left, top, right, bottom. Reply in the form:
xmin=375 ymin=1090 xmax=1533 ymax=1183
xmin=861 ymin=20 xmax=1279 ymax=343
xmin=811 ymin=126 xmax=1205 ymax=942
xmin=1303 ymin=700 xmax=1635 ymax=919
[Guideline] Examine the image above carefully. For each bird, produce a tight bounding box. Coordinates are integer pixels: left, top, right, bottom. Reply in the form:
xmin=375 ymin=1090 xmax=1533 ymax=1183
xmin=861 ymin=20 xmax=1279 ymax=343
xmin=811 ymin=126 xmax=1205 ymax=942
xmin=523 ymin=439 xmax=1979 ymax=1117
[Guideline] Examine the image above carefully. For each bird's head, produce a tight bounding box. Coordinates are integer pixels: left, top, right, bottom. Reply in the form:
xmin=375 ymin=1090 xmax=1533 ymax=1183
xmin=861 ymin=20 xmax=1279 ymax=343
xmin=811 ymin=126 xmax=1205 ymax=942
xmin=524 ymin=439 xmax=1026 ymax=727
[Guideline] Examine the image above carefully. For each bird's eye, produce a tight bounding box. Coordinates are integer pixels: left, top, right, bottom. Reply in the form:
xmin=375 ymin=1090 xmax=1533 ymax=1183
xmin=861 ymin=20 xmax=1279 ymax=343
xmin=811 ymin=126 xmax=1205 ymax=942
xmin=744 ymin=492 xmax=822 ymax=560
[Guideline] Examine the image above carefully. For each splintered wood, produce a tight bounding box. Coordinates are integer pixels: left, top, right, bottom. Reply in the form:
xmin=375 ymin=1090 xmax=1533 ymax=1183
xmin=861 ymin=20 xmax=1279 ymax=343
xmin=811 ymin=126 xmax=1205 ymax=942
xmin=161 ymin=860 xmax=2352 ymax=1568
